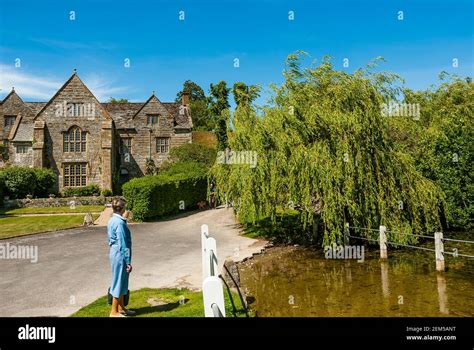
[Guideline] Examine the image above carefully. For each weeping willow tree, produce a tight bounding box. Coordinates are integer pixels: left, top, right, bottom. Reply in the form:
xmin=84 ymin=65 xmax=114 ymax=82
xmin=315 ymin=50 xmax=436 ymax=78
xmin=211 ymin=52 xmax=444 ymax=246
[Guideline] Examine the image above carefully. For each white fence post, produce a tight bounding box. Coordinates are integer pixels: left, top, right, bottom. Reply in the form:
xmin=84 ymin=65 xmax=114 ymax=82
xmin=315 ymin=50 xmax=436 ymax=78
xmin=206 ymin=237 xmax=218 ymax=277
xmin=201 ymin=224 xmax=226 ymax=317
xmin=201 ymin=224 xmax=209 ymax=281
xmin=379 ymin=225 xmax=388 ymax=259
xmin=435 ymin=232 xmax=445 ymax=272
xmin=203 ymin=276 xmax=226 ymax=317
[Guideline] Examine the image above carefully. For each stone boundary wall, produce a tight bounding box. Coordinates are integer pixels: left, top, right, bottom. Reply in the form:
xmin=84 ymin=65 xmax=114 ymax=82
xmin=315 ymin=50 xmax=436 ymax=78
xmin=3 ymin=195 xmax=113 ymax=208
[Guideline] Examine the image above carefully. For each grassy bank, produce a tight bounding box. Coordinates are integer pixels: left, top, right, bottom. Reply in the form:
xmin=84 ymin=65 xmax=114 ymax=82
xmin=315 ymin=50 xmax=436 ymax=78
xmin=71 ymin=287 xmax=249 ymax=317
xmin=0 ymin=214 xmax=99 ymax=239
xmin=0 ymin=205 xmax=104 ymax=215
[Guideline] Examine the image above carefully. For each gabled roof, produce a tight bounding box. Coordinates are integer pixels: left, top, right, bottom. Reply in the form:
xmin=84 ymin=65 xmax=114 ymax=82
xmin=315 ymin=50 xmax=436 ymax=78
xmin=34 ymin=71 xmax=112 ymax=121
xmin=1 ymin=88 xmax=23 ymax=105
xmin=130 ymin=94 xmax=170 ymax=120
xmin=24 ymin=102 xmax=47 ymax=115
xmin=2 ymin=74 xmax=192 ymax=131
xmin=102 ymin=102 xmax=143 ymax=129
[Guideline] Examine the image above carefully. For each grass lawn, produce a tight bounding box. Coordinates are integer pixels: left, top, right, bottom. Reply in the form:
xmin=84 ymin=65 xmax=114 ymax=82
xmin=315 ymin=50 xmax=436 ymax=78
xmin=0 ymin=214 xmax=99 ymax=239
xmin=0 ymin=205 xmax=105 ymax=215
xmin=71 ymin=287 xmax=250 ymax=317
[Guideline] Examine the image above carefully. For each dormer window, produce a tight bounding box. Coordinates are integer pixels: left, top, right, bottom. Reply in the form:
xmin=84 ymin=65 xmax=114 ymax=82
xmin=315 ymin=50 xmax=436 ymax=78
xmin=67 ymin=103 xmax=84 ymax=117
xmin=4 ymin=115 xmax=16 ymax=127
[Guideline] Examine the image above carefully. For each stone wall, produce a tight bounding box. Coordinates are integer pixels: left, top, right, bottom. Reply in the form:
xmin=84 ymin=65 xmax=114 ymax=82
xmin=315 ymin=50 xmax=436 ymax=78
xmin=3 ymin=195 xmax=109 ymax=208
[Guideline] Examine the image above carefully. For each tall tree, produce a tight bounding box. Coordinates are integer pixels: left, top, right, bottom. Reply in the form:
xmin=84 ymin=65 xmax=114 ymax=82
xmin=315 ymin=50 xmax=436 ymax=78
xmin=209 ymin=81 xmax=231 ymax=150
xmin=233 ymin=82 xmax=260 ymax=107
xmin=211 ymin=52 xmax=444 ymax=246
xmin=176 ymin=80 xmax=212 ymax=131
xmin=388 ymin=75 xmax=473 ymax=229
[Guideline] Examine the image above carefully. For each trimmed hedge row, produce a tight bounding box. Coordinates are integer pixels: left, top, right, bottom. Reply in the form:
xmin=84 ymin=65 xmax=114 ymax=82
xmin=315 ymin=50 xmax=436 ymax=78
xmin=122 ymin=162 xmax=208 ymax=221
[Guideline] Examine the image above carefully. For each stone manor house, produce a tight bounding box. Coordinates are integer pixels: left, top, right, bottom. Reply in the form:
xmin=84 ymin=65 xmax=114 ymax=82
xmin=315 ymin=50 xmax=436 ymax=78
xmin=0 ymin=71 xmax=193 ymax=193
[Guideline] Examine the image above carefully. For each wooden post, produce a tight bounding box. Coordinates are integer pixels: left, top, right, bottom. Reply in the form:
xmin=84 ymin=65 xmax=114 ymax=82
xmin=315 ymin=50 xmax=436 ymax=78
xmin=435 ymin=232 xmax=445 ymax=272
xmin=379 ymin=225 xmax=388 ymax=259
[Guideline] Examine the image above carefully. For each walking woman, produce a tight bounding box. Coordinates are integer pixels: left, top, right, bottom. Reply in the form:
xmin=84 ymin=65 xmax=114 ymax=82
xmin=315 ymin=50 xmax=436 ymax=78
xmin=108 ymin=198 xmax=135 ymax=317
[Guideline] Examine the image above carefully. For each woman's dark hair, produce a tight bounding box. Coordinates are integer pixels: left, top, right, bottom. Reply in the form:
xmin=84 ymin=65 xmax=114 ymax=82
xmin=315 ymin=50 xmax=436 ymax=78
xmin=112 ymin=198 xmax=126 ymax=214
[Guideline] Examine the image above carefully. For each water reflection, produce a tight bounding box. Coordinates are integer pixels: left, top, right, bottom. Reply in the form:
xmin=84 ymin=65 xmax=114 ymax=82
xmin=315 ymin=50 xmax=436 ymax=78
xmin=437 ymin=273 xmax=449 ymax=314
xmin=239 ymin=239 xmax=473 ymax=317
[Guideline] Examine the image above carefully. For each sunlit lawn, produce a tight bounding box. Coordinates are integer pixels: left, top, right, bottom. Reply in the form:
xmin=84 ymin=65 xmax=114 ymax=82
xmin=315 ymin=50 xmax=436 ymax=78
xmin=71 ymin=287 xmax=249 ymax=317
xmin=0 ymin=205 xmax=104 ymax=215
xmin=0 ymin=214 xmax=99 ymax=239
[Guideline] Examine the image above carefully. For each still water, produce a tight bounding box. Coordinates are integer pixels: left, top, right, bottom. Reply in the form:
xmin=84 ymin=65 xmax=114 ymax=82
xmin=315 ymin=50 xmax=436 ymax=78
xmin=239 ymin=233 xmax=474 ymax=317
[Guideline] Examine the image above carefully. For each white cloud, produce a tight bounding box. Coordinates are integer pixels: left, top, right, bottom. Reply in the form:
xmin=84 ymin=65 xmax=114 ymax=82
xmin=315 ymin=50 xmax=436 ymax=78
xmin=0 ymin=64 xmax=61 ymax=100
xmin=82 ymin=73 xmax=128 ymax=101
xmin=0 ymin=65 xmax=127 ymax=102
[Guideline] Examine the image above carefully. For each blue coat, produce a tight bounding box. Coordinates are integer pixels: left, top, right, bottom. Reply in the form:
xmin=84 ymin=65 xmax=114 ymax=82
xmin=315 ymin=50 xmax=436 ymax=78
xmin=107 ymin=213 xmax=132 ymax=298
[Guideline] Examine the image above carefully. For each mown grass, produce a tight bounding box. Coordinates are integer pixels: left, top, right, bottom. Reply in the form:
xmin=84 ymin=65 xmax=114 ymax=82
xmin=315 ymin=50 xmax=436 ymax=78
xmin=0 ymin=214 xmax=99 ymax=239
xmin=71 ymin=287 xmax=250 ymax=317
xmin=0 ymin=205 xmax=104 ymax=215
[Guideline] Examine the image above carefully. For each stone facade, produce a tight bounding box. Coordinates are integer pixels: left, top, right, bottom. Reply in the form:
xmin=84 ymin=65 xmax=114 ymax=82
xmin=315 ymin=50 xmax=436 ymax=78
xmin=0 ymin=72 xmax=192 ymax=193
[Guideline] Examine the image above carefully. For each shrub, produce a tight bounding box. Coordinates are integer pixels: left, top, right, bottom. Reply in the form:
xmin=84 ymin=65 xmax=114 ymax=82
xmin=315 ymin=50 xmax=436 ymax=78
xmin=0 ymin=167 xmax=57 ymax=199
xmin=101 ymin=188 xmax=113 ymax=197
xmin=122 ymin=161 xmax=207 ymax=221
xmin=168 ymin=143 xmax=216 ymax=168
xmin=63 ymin=185 xmax=100 ymax=198
xmin=0 ymin=167 xmax=37 ymax=199
xmin=34 ymin=168 xmax=57 ymax=197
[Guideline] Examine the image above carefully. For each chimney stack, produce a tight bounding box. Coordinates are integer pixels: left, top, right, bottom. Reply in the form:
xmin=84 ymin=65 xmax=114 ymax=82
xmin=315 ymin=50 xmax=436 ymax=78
xmin=182 ymin=92 xmax=190 ymax=106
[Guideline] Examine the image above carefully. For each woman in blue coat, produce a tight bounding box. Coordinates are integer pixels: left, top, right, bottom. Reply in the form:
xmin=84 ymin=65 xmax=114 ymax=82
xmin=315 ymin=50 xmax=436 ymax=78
xmin=108 ymin=198 xmax=135 ymax=317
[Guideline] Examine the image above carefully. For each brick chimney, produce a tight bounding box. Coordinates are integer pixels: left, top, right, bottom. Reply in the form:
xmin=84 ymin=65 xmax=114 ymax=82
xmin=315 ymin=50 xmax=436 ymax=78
xmin=181 ymin=92 xmax=190 ymax=106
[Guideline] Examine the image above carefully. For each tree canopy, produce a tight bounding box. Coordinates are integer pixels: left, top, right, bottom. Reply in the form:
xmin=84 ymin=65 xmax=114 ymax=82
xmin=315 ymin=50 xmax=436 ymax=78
xmin=211 ymin=52 xmax=447 ymax=246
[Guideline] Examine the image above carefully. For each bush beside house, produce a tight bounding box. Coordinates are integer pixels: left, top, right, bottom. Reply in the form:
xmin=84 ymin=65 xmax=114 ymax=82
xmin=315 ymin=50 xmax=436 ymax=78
xmin=122 ymin=162 xmax=208 ymax=221
xmin=0 ymin=167 xmax=56 ymax=199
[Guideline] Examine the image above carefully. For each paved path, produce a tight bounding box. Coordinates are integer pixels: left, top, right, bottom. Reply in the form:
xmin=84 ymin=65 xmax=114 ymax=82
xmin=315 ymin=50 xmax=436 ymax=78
xmin=0 ymin=208 xmax=266 ymax=317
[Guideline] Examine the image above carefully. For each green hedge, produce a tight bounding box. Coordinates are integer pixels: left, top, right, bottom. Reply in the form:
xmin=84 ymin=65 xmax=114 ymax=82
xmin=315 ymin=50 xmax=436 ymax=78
xmin=0 ymin=166 xmax=56 ymax=199
xmin=63 ymin=185 xmax=100 ymax=198
xmin=122 ymin=161 xmax=208 ymax=221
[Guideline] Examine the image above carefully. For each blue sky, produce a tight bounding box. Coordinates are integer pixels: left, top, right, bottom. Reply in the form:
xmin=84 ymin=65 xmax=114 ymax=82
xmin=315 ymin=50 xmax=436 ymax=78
xmin=0 ymin=0 xmax=472 ymax=106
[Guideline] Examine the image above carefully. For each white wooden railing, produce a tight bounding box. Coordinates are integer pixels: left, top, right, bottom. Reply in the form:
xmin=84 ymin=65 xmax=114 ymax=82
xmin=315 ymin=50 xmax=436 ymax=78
xmin=201 ymin=224 xmax=226 ymax=317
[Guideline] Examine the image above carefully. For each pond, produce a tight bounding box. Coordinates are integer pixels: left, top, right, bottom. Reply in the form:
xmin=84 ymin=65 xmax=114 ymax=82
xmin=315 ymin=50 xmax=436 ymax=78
xmin=239 ymin=231 xmax=474 ymax=317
